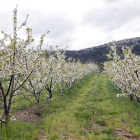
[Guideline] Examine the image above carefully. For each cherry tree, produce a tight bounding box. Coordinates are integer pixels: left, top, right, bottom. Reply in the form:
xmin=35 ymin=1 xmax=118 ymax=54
xmin=105 ymin=43 xmax=140 ymax=102
xmin=16 ymin=49 xmax=50 ymax=113
xmin=54 ymin=49 xmax=67 ymax=94
xmin=0 ymin=6 xmax=48 ymax=126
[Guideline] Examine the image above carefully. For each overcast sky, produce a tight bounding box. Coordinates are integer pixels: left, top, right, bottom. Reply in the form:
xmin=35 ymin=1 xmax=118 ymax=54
xmin=0 ymin=0 xmax=140 ymax=50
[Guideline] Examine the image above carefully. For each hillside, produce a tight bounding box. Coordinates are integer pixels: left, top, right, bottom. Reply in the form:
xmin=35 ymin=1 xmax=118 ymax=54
xmin=65 ymin=37 xmax=140 ymax=64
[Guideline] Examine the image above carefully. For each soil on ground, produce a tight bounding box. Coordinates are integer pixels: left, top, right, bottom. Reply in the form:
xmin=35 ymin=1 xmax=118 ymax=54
xmin=115 ymin=128 xmax=140 ymax=140
xmin=14 ymin=106 xmax=43 ymax=123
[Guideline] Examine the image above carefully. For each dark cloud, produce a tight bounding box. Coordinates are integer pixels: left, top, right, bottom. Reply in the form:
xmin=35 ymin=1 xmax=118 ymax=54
xmin=81 ymin=1 xmax=140 ymax=32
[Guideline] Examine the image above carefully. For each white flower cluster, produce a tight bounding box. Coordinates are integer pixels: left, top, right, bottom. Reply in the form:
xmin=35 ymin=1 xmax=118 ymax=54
xmin=104 ymin=43 xmax=140 ymax=101
xmin=21 ymin=45 xmax=98 ymax=108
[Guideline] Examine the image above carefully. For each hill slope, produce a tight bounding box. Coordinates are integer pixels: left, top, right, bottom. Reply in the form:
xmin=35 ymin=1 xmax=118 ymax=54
xmin=65 ymin=37 xmax=140 ymax=63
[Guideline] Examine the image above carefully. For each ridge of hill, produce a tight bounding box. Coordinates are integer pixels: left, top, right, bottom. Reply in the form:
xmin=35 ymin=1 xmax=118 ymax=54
xmin=65 ymin=37 xmax=140 ymax=63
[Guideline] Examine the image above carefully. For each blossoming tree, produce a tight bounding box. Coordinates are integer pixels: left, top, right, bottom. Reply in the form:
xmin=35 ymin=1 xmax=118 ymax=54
xmin=104 ymin=42 xmax=140 ymax=102
xmin=0 ymin=6 xmax=48 ymax=126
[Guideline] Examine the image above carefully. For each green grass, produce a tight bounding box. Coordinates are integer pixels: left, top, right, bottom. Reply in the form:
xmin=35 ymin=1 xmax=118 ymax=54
xmin=1 ymin=73 xmax=140 ymax=140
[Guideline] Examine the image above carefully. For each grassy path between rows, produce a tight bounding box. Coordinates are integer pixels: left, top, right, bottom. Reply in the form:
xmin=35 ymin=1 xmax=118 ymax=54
xmin=40 ymin=74 xmax=98 ymax=140
xmin=1 ymin=73 xmax=140 ymax=140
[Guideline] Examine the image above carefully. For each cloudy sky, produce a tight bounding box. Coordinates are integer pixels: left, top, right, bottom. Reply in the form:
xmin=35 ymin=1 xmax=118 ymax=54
xmin=0 ymin=0 xmax=140 ymax=50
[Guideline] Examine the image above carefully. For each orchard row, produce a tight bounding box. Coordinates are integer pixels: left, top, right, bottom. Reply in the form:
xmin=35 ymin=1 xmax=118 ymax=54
xmin=0 ymin=6 xmax=98 ymax=126
xmin=104 ymin=42 xmax=140 ymax=103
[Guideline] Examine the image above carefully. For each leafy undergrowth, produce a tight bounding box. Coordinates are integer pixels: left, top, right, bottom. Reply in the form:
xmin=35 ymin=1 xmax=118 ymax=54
xmin=1 ymin=73 xmax=140 ymax=140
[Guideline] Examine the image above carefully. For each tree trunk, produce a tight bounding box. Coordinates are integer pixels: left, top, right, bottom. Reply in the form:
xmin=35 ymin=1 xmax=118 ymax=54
xmin=136 ymin=96 xmax=140 ymax=103
xmin=0 ymin=90 xmax=2 ymax=106
xmin=130 ymin=94 xmax=134 ymax=101
xmin=36 ymin=101 xmax=40 ymax=115
xmin=5 ymin=111 xmax=10 ymax=127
